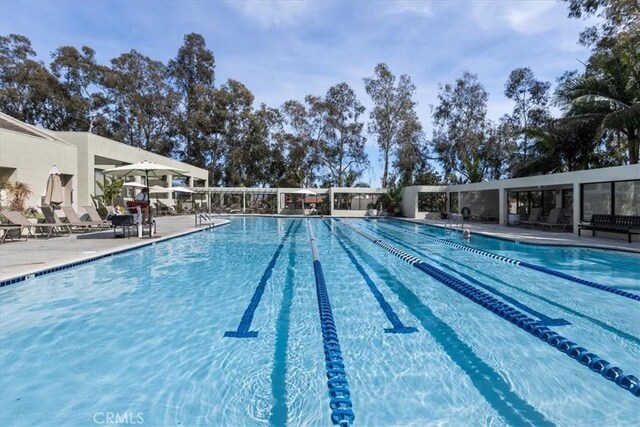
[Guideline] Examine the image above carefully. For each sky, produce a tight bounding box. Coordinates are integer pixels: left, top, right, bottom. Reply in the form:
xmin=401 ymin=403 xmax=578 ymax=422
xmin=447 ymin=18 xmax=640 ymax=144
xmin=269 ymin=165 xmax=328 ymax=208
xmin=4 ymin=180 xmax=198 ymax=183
xmin=0 ymin=0 xmax=595 ymax=185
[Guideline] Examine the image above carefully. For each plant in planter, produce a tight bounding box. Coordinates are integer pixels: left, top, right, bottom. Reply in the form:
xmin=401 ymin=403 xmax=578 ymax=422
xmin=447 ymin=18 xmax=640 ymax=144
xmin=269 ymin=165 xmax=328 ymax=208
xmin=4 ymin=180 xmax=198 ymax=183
xmin=3 ymin=181 xmax=33 ymax=212
xmin=378 ymin=184 xmax=402 ymax=216
xmin=95 ymin=177 xmax=123 ymax=206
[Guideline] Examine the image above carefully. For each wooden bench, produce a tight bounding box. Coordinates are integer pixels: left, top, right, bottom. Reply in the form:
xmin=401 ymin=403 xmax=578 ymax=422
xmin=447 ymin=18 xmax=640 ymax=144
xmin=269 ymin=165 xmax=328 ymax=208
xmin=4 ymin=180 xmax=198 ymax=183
xmin=578 ymin=214 xmax=640 ymax=243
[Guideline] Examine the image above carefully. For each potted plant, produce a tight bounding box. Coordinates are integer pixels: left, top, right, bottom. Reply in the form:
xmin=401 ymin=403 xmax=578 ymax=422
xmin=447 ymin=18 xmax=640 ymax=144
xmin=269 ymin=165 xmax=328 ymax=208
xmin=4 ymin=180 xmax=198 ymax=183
xmin=378 ymin=184 xmax=402 ymax=216
xmin=366 ymin=201 xmax=378 ymax=216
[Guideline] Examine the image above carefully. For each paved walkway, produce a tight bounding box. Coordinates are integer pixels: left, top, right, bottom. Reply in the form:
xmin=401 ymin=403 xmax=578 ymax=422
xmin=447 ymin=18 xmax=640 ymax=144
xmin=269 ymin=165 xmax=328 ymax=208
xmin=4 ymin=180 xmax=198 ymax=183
xmin=2 ymin=215 xmax=638 ymax=284
xmin=400 ymin=217 xmax=640 ymax=252
xmin=0 ymin=215 xmax=229 ymax=282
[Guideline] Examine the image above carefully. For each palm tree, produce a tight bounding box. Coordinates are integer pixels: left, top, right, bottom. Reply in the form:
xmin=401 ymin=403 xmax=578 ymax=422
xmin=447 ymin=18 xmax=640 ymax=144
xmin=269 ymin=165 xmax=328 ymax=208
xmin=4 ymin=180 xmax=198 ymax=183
xmin=561 ymin=54 xmax=639 ymax=163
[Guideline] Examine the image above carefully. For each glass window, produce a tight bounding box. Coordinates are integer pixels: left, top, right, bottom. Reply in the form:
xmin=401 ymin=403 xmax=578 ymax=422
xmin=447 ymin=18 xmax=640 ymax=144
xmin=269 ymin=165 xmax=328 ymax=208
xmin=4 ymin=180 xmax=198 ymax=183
xmin=418 ymin=192 xmax=446 ymax=212
xmin=562 ymin=189 xmax=573 ymax=209
xmin=449 ymin=193 xmax=459 ymax=213
xmin=582 ymin=182 xmax=611 ymax=221
xmin=614 ymin=180 xmax=640 ymax=216
xmin=542 ymin=190 xmax=555 ymax=216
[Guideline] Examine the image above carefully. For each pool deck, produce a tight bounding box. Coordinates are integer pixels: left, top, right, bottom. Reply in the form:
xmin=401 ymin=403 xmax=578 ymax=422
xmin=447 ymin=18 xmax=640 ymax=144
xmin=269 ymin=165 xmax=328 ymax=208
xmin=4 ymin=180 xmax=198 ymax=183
xmin=0 ymin=215 xmax=230 ymax=283
xmin=1 ymin=215 xmax=638 ymax=284
xmin=399 ymin=217 xmax=640 ymax=253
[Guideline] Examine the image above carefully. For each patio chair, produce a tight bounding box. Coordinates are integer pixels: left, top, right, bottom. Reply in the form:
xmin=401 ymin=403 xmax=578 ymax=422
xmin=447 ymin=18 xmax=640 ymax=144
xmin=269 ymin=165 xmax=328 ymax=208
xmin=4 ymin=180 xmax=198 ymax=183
xmin=520 ymin=208 xmax=542 ymax=227
xmin=42 ymin=206 xmax=93 ymax=233
xmin=83 ymin=205 xmax=110 ymax=227
xmin=0 ymin=225 xmax=25 ymax=243
xmin=60 ymin=206 xmax=108 ymax=231
xmin=539 ymin=208 xmax=570 ymax=231
xmin=0 ymin=210 xmax=68 ymax=239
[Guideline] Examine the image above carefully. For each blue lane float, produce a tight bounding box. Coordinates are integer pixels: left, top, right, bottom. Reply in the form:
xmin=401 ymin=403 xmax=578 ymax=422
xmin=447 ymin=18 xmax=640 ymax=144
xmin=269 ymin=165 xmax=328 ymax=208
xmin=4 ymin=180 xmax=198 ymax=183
xmin=377 ymin=220 xmax=640 ymax=302
xmin=364 ymin=222 xmax=570 ymax=327
xmin=225 ymin=222 xmax=299 ymax=338
xmin=337 ymin=219 xmax=640 ymax=398
xmin=322 ymin=221 xmax=417 ymax=334
xmin=308 ymin=220 xmax=356 ymax=426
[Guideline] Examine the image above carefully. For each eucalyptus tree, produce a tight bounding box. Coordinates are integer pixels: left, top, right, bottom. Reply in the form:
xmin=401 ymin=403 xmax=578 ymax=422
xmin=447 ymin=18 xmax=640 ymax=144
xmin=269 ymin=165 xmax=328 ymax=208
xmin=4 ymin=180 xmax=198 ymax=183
xmin=50 ymin=45 xmax=110 ymax=132
xmin=309 ymin=83 xmax=368 ymax=187
xmin=562 ymin=0 xmax=639 ymax=52
xmin=431 ymin=72 xmax=500 ymax=183
xmin=104 ymin=50 xmax=179 ymax=156
xmin=364 ymin=63 xmax=423 ymax=187
xmin=0 ymin=34 xmax=63 ymax=128
xmin=277 ymin=99 xmax=318 ymax=187
xmin=168 ymin=33 xmax=216 ymax=169
xmin=504 ymin=67 xmax=551 ymax=161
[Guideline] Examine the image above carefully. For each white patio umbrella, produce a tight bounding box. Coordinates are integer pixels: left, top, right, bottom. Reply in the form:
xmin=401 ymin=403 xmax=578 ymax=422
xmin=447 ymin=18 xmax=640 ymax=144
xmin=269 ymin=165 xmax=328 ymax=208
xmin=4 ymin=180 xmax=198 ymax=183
xmin=44 ymin=165 xmax=64 ymax=206
xmin=292 ymin=189 xmax=317 ymax=214
xmin=148 ymin=185 xmax=195 ymax=210
xmin=122 ymin=181 xmax=147 ymax=188
xmin=102 ymin=161 xmax=189 ymax=237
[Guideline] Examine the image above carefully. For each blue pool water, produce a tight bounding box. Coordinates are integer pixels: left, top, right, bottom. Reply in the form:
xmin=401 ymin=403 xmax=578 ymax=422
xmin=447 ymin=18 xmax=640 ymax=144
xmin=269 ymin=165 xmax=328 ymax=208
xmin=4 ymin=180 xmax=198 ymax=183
xmin=1 ymin=217 xmax=638 ymax=426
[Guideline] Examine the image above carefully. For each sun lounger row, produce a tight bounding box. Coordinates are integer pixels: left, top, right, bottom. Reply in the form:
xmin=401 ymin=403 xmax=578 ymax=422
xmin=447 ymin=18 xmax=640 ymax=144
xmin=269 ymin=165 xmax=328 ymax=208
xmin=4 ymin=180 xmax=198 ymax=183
xmin=0 ymin=206 xmax=110 ymax=242
xmin=519 ymin=207 xmax=572 ymax=231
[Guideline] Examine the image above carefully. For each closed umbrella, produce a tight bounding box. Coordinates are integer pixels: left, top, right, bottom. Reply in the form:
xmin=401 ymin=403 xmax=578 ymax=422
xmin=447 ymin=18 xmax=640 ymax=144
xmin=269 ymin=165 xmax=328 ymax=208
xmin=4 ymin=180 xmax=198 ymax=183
xmin=44 ymin=165 xmax=63 ymax=206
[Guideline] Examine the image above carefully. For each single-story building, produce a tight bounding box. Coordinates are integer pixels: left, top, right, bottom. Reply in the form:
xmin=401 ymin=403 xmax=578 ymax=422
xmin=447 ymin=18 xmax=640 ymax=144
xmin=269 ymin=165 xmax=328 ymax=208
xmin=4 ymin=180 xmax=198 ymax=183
xmin=0 ymin=113 xmax=208 ymax=211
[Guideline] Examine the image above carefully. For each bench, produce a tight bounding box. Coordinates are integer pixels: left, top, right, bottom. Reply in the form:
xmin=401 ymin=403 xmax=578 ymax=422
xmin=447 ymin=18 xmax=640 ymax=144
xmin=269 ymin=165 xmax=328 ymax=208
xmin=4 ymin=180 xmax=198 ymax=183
xmin=578 ymin=214 xmax=640 ymax=243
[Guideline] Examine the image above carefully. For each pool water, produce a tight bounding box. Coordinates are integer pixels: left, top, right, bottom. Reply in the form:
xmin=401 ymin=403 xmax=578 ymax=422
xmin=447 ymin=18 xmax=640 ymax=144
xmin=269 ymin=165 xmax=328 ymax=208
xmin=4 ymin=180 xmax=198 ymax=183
xmin=1 ymin=217 xmax=638 ymax=426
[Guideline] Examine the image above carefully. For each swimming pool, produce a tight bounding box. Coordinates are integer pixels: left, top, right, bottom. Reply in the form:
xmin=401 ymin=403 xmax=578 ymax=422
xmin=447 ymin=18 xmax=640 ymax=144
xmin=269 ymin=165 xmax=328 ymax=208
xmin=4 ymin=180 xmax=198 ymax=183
xmin=1 ymin=217 xmax=638 ymax=426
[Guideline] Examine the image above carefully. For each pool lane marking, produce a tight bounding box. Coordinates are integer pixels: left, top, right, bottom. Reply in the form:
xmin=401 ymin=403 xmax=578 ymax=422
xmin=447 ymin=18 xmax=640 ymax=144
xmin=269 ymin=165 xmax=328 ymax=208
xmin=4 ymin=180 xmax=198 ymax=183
xmin=270 ymin=227 xmax=298 ymax=426
xmin=225 ymin=222 xmax=299 ymax=338
xmin=366 ymin=222 xmax=569 ymax=327
xmin=333 ymin=224 xmax=554 ymax=426
xmin=367 ymin=222 xmax=640 ymax=345
xmin=373 ymin=220 xmax=640 ymax=302
xmin=307 ymin=220 xmax=355 ymax=427
xmin=321 ymin=221 xmax=417 ymax=334
xmin=338 ymin=219 xmax=640 ymax=398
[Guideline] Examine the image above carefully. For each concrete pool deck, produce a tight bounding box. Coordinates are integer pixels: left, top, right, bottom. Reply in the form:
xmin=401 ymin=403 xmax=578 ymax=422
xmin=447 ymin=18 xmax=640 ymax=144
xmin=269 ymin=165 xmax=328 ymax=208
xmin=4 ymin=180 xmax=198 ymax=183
xmin=0 ymin=215 xmax=230 ymax=283
xmin=1 ymin=215 xmax=638 ymax=284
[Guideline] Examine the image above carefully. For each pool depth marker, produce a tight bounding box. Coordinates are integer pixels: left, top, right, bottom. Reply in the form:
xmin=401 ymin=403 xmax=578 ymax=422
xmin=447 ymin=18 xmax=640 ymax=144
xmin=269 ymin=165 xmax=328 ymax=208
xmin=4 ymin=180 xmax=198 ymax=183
xmin=322 ymin=220 xmax=417 ymax=333
xmin=337 ymin=219 xmax=640 ymax=398
xmin=225 ymin=221 xmax=299 ymax=338
xmin=307 ymin=219 xmax=355 ymax=426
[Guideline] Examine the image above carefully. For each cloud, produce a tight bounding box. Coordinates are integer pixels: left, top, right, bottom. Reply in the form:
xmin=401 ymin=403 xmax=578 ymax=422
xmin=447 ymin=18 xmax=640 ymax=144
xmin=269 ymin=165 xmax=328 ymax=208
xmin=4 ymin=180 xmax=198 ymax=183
xmin=224 ymin=0 xmax=321 ymax=27
xmin=471 ymin=1 xmax=560 ymax=35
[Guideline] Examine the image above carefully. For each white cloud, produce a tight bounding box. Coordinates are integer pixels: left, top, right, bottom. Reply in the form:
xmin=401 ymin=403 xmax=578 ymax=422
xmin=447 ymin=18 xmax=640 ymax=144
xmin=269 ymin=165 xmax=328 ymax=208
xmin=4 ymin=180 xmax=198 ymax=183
xmin=471 ymin=1 xmax=560 ymax=35
xmin=225 ymin=0 xmax=321 ymax=27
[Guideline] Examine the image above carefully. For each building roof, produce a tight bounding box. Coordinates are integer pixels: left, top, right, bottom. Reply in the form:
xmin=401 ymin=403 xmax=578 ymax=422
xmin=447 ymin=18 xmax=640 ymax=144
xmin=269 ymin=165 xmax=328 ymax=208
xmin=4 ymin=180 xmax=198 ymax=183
xmin=0 ymin=113 xmax=71 ymax=144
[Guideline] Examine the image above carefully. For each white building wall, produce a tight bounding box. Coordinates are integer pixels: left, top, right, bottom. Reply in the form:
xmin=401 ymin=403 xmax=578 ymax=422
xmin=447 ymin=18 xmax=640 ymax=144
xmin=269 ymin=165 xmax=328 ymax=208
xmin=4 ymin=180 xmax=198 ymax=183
xmin=0 ymin=128 xmax=77 ymax=209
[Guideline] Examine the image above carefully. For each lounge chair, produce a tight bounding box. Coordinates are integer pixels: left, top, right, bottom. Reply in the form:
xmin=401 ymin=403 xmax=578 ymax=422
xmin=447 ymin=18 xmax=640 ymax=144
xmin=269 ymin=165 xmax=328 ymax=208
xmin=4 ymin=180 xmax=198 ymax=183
xmin=83 ymin=205 xmax=110 ymax=227
xmin=0 ymin=225 xmax=25 ymax=243
xmin=0 ymin=210 xmax=68 ymax=239
xmin=41 ymin=205 xmax=92 ymax=233
xmin=538 ymin=208 xmax=569 ymax=231
xmin=60 ymin=206 xmax=108 ymax=231
xmin=520 ymin=208 xmax=542 ymax=227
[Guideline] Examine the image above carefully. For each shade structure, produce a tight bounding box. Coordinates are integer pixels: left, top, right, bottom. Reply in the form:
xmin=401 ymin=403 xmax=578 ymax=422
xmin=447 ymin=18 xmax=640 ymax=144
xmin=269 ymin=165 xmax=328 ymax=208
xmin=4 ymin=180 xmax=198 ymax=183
xmin=122 ymin=182 xmax=147 ymax=188
xmin=44 ymin=166 xmax=63 ymax=206
xmin=102 ymin=161 xmax=188 ymax=238
xmin=291 ymin=189 xmax=317 ymax=213
xmin=102 ymin=161 xmax=189 ymax=183
xmin=148 ymin=185 xmax=194 ymax=194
